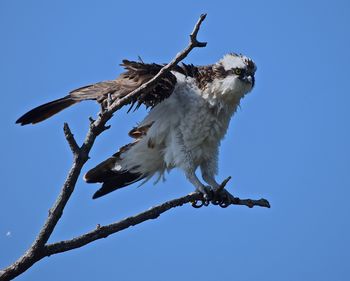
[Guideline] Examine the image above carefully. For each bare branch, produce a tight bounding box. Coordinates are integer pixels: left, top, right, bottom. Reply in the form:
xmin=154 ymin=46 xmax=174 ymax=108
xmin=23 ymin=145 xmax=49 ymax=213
xmin=63 ymin=123 xmax=80 ymax=156
xmin=190 ymin=13 xmax=207 ymax=47
xmin=0 ymin=188 xmax=269 ymax=280
xmin=43 ymin=189 xmax=269 ymax=256
xmin=0 ymin=14 xmax=270 ymax=281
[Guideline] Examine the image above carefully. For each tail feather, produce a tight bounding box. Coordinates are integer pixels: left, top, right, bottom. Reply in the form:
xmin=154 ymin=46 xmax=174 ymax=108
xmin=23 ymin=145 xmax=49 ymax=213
xmin=84 ymin=152 xmax=145 ymax=199
xmin=16 ymin=95 xmax=77 ymax=125
xmin=91 ymin=171 xmax=144 ymax=199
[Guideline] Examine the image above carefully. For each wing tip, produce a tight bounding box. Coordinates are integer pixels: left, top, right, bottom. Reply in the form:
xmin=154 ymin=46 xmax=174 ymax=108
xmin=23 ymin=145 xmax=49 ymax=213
xmin=15 ymin=115 xmax=34 ymax=126
xmin=15 ymin=119 xmax=25 ymax=126
xmin=83 ymin=172 xmax=94 ymax=183
xmin=92 ymin=190 xmax=103 ymax=199
xmin=15 ymin=96 xmax=76 ymax=126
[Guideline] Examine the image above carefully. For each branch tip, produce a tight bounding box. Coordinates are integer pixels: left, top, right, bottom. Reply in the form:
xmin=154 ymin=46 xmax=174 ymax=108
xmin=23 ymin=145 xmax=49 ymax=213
xmin=63 ymin=123 xmax=80 ymax=155
xmin=189 ymin=13 xmax=207 ymax=47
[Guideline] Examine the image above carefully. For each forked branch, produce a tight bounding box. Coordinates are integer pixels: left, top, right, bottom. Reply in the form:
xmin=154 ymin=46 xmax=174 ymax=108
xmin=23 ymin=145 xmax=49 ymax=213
xmin=0 ymin=14 xmax=270 ymax=281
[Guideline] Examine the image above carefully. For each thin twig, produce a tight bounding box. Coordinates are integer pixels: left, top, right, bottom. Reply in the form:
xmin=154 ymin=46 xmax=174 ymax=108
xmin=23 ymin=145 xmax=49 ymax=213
xmin=190 ymin=13 xmax=207 ymax=47
xmin=63 ymin=123 xmax=80 ymax=156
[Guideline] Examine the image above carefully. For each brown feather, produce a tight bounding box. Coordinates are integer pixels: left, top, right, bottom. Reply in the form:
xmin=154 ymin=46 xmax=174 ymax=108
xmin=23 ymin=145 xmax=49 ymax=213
xmin=84 ymin=142 xmax=146 ymax=199
xmin=17 ymin=60 xmax=178 ymax=125
xmin=16 ymin=96 xmax=77 ymax=125
xmin=85 ymin=121 xmax=156 ymax=198
xmin=128 ymin=122 xmax=154 ymax=139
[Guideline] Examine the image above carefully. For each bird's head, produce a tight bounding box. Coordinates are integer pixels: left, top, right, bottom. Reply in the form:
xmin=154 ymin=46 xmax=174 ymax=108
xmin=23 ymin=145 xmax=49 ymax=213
xmin=212 ymin=53 xmax=256 ymax=102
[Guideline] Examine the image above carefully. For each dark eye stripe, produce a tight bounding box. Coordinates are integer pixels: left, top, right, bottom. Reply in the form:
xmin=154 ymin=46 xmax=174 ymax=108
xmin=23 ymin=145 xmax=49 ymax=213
xmin=232 ymin=68 xmax=245 ymax=76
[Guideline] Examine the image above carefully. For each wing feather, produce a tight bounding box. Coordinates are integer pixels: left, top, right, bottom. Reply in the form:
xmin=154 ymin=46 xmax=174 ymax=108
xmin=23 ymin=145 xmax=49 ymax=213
xmin=69 ymin=60 xmax=178 ymax=110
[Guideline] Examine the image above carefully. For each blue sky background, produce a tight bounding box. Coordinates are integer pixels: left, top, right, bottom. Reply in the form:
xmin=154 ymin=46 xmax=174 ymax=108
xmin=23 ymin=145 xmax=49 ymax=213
xmin=1 ymin=0 xmax=349 ymax=280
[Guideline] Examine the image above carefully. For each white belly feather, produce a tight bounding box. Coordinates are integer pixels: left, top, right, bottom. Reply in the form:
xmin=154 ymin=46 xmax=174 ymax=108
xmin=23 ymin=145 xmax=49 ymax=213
xmin=119 ymin=73 xmax=238 ymax=180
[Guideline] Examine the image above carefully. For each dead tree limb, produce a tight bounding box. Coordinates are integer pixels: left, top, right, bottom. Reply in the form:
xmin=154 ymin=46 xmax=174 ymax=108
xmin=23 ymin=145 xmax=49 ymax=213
xmin=44 ymin=191 xmax=269 ymax=256
xmin=0 ymin=14 xmax=270 ymax=281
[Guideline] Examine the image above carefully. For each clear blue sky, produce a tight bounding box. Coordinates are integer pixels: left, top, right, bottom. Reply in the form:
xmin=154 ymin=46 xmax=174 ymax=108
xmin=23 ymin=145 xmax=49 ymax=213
xmin=1 ymin=0 xmax=349 ymax=280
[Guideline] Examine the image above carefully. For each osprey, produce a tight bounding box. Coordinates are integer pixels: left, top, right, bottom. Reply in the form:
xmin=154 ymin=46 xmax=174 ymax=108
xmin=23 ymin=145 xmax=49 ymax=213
xmin=17 ymin=53 xmax=256 ymax=199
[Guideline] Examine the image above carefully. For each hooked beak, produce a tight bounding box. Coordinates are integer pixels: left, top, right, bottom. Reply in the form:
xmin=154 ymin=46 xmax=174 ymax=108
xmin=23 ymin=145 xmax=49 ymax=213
xmin=240 ymin=74 xmax=255 ymax=88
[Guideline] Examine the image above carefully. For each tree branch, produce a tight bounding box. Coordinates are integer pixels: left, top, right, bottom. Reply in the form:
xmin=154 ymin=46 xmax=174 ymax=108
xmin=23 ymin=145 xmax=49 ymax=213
xmin=0 ymin=14 xmax=209 ymax=281
xmin=43 ymin=190 xmax=269 ymax=257
xmin=63 ymin=123 xmax=80 ymax=156
xmin=0 ymin=13 xmax=270 ymax=281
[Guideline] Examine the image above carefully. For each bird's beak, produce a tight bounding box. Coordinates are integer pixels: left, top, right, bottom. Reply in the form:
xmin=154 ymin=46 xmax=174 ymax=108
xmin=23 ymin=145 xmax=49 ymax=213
xmin=241 ymin=75 xmax=255 ymax=88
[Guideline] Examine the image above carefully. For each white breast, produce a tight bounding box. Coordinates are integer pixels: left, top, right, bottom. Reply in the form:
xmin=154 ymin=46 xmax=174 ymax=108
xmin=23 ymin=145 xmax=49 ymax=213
xmin=155 ymin=73 xmax=236 ymax=167
xmin=121 ymin=72 xmax=239 ymax=178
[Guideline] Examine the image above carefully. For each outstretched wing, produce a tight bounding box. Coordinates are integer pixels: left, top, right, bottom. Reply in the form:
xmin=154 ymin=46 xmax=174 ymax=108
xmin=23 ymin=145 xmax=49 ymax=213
xmin=70 ymin=60 xmax=178 ymax=110
xmin=16 ymin=60 xmax=180 ymax=125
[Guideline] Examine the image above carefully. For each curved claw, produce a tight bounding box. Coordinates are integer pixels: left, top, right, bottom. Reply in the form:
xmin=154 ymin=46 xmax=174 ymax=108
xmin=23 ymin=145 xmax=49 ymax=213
xmin=192 ymin=186 xmax=235 ymax=208
xmin=191 ymin=200 xmax=205 ymax=208
xmin=203 ymin=200 xmax=210 ymax=206
xmin=211 ymin=199 xmax=220 ymax=205
xmin=219 ymin=200 xmax=230 ymax=208
xmin=211 ymin=188 xmax=234 ymax=208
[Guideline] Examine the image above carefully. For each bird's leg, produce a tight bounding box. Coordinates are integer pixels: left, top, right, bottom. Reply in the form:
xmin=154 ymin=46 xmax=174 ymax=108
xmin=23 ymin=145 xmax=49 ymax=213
xmin=200 ymin=160 xmax=222 ymax=191
xmin=201 ymin=163 xmax=232 ymax=206
xmin=202 ymin=171 xmax=221 ymax=190
xmin=185 ymin=169 xmax=213 ymax=202
xmin=177 ymin=134 xmax=213 ymax=206
xmin=202 ymin=172 xmax=230 ymax=205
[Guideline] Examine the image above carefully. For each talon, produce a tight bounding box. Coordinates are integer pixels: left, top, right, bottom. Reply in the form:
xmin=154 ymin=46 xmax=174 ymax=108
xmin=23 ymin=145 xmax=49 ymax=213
xmin=212 ymin=188 xmax=233 ymax=208
xmin=211 ymin=199 xmax=220 ymax=205
xmin=196 ymin=185 xmax=213 ymax=201
xmin=219 ymin=201 xmax=230 ymax=208
xmin=192 ymin=200 xmax=204 ymax=208
xmin=203 ymin=192 xmax=212 ymax=202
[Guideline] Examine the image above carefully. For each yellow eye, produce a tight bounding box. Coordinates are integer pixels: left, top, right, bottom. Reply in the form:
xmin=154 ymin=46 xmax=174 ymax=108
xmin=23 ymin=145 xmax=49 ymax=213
xmin=234 ymin=68 xmax=242 ymax=75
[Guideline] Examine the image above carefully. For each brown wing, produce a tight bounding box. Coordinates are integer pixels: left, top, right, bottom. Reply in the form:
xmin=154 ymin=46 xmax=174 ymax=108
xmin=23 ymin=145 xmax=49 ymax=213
xmin=69 ymin=80 xmax=118 ymax=102
xmin=117 ymin=60 xmax=177 ymax=110
xmin=16 ymin=60 xmax=177 ymax=125
xmin=69 ymin=60 xmax=177 ymax=110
